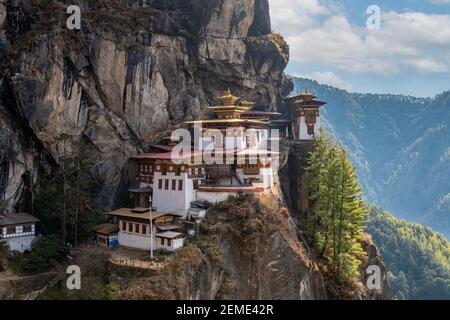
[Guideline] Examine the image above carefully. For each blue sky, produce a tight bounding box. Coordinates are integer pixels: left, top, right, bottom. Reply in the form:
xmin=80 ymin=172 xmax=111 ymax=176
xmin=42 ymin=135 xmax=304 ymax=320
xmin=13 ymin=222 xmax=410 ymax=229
xmin=269 ymin=0 xmax=450 ymax=97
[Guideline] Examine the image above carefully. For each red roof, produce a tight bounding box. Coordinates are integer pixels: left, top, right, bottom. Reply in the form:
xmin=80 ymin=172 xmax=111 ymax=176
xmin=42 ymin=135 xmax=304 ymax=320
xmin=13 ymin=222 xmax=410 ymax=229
xmin=242 ymin=111 xmax=282 ymax=117
xmin=133 ymin=150 xmax=203 ymax=160
xmin=151 ymin=145 xmax=175 ymax=152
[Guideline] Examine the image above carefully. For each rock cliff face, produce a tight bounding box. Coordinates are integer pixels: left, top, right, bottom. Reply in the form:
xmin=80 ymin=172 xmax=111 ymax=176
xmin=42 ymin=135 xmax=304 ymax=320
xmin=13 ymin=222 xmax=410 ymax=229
xmin=279 ymin=140 xmax=391 ymax=300
xmin=0 ymin=0 xmax=291 ymax=210
xmin=359 ymin=236 xmax=391 ymax=300
xmin=203 ymin=194 xmax=327 ymax=300
xmin=113 ymin=194 xmax=327 ymax=300
xmin=0 ymin=0 xmax=390 ymax=300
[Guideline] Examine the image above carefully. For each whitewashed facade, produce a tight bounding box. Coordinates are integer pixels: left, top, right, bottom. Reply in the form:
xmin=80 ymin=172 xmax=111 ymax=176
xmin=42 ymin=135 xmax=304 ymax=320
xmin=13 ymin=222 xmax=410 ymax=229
xmin=297 ymin=114 xmax=320 ymax=140
xmin=287 ymin=91 xmax=326 ymax=141
xmin=109 ymin=209 xmax=185 ymax=252
xmin=152 ymin=170 xmax=194 ymax=215
xmin=0 ymin=213 xmax=39 ymax=253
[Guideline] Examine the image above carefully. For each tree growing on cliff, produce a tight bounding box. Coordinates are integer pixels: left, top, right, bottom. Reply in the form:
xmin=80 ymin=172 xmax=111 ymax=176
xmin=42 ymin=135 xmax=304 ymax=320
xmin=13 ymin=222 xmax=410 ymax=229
xmin=305 ymin=133 xmax=367 ymax=285
xmin=34 ymin=135 xmax=104 ymax=246
xmin=0 ymin=240 xmax=9 ymax=270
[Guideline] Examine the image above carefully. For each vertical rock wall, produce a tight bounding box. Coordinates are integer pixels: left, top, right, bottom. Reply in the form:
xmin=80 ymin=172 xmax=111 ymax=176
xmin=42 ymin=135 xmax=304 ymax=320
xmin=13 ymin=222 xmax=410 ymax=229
xmin=0 ymin=0 xmax=291 ymax=210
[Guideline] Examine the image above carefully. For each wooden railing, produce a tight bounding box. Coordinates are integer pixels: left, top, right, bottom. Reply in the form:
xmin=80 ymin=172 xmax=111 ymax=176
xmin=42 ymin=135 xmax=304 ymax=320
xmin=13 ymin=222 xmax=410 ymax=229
xmin=109 ymin=255 xmax=172 ymax=270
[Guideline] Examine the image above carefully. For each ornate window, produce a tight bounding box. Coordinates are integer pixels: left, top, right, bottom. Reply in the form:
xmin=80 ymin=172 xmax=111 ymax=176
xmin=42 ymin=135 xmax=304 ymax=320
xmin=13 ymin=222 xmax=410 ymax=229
xmin=7 ymin=226 xmax=16 ymax=234
xmin=243 ymin=165 xmax=260 ymax=175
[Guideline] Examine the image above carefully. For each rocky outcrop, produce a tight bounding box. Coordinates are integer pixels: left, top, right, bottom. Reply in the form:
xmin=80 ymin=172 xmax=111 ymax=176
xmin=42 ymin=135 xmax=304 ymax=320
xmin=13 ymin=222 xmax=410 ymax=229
xmin=279 ymin=140 xmax=391 ymax=300
xmin=359 ymin=236 xmax=391 ymax=300
xmin=0 ymin=0 xmax=291 ymax=210
xmin=114 ymin=194 xmax=328 ymax=300
xmin=0 ymin=0 xmax=391 ymax=301
xmin=279 ymin=140 xmax=316 ymax=215
xmin=201 ymin=194 xmax=327 ymax=300
xmin=0 ymin=272 xmax=58 ymax=300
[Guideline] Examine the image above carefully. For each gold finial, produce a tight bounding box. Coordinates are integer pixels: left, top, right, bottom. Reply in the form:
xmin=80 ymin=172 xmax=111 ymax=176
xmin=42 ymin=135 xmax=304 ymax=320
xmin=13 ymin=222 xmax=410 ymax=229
xmin=302 ymin=88 xmax=314 ymax=97
xmin=218 ymin=88 xmax=240 ymax=105
xmin=239 ymin=100 xmax=256 ymax=107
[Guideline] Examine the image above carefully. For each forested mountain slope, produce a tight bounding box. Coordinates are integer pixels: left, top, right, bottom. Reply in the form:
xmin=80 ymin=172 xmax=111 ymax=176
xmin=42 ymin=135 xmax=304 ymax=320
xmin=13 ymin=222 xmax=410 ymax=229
xmin=293 ymin=78 xmax=450 ymax=238
xmin=367 ymin=208 xmax=450 ymax=300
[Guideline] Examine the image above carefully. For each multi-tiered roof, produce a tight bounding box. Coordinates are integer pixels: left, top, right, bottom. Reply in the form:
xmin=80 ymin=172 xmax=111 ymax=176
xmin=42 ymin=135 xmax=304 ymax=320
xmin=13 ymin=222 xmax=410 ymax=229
xmin=184 ymin=89 xmax=275 ymax=128
xmin=286 ymin=89 xmax=326 ymax=109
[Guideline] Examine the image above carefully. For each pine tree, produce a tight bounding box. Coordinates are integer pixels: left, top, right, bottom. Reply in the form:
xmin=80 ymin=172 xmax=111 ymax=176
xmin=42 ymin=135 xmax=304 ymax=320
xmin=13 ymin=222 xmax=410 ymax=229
xmin=304 ymin=133 xmax=367 ymax=284
xmin=35 ymin=135 xmax=104 ymax=246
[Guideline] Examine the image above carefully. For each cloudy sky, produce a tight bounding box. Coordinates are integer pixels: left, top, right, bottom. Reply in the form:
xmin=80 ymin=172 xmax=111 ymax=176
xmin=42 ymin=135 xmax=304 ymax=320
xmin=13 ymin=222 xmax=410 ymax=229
xmin=269 ymin=0 xmax=450 ymax=97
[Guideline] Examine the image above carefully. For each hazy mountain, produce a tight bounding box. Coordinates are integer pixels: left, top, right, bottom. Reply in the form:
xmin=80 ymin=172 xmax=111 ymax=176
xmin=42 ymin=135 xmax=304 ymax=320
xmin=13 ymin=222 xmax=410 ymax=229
xmin=293 ymin=78 xmax=450 ymax=238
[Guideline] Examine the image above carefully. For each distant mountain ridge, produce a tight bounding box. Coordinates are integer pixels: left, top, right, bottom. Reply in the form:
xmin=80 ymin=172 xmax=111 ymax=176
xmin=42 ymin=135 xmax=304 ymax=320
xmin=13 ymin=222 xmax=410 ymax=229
xmin=293 ymin=78 xmax=450 ymax=238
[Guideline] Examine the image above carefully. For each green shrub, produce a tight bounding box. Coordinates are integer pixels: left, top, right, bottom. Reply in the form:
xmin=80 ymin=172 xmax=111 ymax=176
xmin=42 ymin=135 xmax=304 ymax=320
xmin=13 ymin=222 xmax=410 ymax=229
xmin=22 ymin=235 xmax=65 ymax=272
xmin=103 ymin=282 xmax=119 ymax=300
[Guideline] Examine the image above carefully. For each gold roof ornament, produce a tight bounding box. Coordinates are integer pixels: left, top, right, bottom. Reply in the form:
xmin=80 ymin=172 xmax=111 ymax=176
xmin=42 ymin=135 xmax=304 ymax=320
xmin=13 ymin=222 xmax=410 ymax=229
xmin=302 ymin=89 xmax=315 ymax=97
xmin=218 ymin=88 xmax=240 ymax=106
xmin=239 ymin=100 xmax=256 ymax=107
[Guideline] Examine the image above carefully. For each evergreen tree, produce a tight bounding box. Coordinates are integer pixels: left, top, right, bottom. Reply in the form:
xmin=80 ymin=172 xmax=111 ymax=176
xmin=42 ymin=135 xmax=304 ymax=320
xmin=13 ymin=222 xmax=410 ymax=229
xmin=0 ymin=240 xmax=9 ymax=269
xmin=304 ymin=133 xmax=367 ymax=285
xmin=368 ymin=207 xmax=450 ymax=300
xmin=35 ymin=135 xmax=105 ymax=246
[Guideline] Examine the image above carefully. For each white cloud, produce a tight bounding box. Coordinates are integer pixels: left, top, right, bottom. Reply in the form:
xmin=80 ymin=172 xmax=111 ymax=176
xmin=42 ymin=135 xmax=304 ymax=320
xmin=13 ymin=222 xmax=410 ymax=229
xmin=401 ymin=58 xmax=449 ymax=73
xmin=430 ymin=0 xmax=450 ymax=4
xmin=301 ymin=71 xmax=352 ymax=90
xmin=269 ymin=1 xmax=450 ymax=76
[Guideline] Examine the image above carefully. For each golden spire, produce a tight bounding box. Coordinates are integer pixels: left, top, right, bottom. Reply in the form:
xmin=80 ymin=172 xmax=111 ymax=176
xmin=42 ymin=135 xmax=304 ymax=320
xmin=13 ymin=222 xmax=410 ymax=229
xmin=218 ymin=88 xmax=240 ymax=106
xmin=302 ymin=88 xmax=315 ymax=97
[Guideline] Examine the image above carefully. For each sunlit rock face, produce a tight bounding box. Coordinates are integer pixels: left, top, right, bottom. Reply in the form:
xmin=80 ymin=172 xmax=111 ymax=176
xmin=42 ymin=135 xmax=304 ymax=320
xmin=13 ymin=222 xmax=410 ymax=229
xmin=0 ymin=0 xmax=291 ymax=210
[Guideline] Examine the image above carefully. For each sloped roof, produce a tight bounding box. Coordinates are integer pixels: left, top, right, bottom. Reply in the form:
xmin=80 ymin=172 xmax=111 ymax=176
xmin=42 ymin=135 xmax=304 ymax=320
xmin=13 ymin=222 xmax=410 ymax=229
xmin=151 ymin=145 xmax=175 ymax=152
xmin=0 ymin=213 xmax=39 ymax=226
xmin=128 ymin=187 xmax=153 ymax=193
xmin=157 ymin=224 xmax=181 ymax=231
xmin=155 ymin=231 xmax=185 ymax=239
xmin=91 ymin=223 xmax=119 ymax=235
xmin=108 ymin=208 xmax=176 ymax=221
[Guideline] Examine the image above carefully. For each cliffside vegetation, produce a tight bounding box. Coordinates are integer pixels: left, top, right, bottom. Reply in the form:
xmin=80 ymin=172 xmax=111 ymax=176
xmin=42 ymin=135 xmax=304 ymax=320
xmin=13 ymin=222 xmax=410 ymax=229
xmin=293 ymin=78 xmax=450 ymax=238
xmin=302 ymin=134 xmax=368 ymax=293
xmin=0 ymin=240 xmax=8 ymax=270
xmin=34 ymin=136 xmax=105 ymax=246
xmin=0 ymin=0 xmax=292 ymax=213
xmin=21 ymin=235 xmax=64 ymax=273
xmin=367 ymin=207 xmax=450 ymax=300
xmin=201 ymin=194 xmax=327 ymax=300
xmin=293 ymin=77 xmax=450 ymax=299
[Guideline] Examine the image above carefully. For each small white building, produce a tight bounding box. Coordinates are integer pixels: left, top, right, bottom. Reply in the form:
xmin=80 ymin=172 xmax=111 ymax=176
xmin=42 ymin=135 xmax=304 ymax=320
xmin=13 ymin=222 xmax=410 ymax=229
xmin=0 ymin=213 xmax=39 ymax=253
xmin=108 ymin=208 xmax=185 ymax=252
xmin=91 ymin=223 xmax=119 ymax=247
xmin=155 ymin=231 xmax=185 ymax=252
xmin=286 ymin=90 xmax=326 ymax=141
